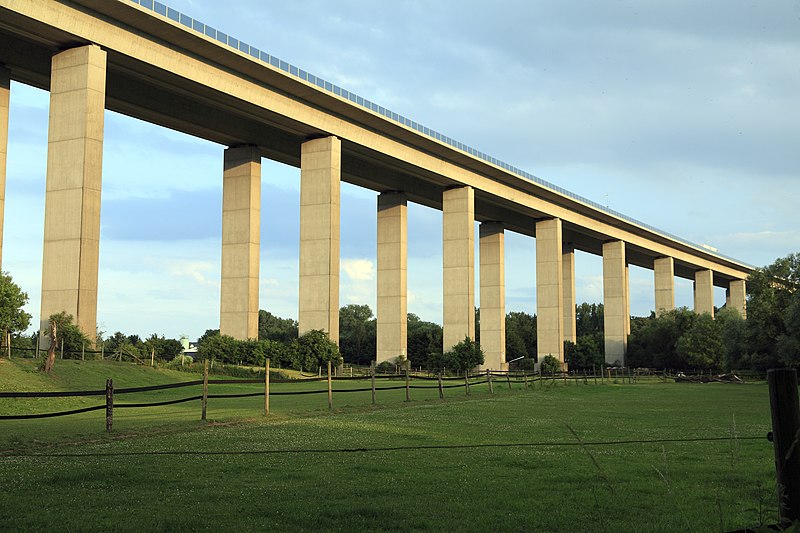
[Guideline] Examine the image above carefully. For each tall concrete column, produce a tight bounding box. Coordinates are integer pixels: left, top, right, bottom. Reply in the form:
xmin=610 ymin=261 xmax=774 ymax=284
xmin=220 ymin=145 xmax=261 ymax=340
xmin=0 ymin=65 xmax=9 ymax=268
xmin=563 ymin=244 xmax=576 ymax=344
xmin=603 ymin=240 xmax=628 ymax=365
xmin=654 ymin=256 xmax=675 ymax=316
xmin=376 ymin=191 xmax=407 ymax=364
xmin=40 ymin=45 xmax=106 ymax=341
xmin=625 ymin=263 xmax=631 ymax=337
xmin=479 ymin=222 xmax=505 ymax=370
xmin=694 ymin=269 xmax=714 ymax=317
xmin=729 ymin=279 xmax=747 ymax=319
xmin=536 ymin=218 xmax=564 ymax=362
xmin=299 ymin=136 xmax=341 ymax=343
xmin=442 ymin=186 xmax=474 ymax=351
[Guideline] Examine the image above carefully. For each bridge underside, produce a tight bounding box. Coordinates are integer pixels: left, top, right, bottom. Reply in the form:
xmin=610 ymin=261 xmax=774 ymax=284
xmin=0 ymin=15 xmax=737 ymax=284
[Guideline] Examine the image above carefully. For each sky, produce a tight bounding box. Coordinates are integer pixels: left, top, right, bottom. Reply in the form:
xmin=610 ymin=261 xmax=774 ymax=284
xmin=4 ymin=0 xmax=799 ymax=341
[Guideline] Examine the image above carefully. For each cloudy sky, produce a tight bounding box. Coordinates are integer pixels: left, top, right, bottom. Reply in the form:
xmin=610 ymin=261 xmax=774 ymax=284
xmin=4 ymin=0 xmax=799 ymax=340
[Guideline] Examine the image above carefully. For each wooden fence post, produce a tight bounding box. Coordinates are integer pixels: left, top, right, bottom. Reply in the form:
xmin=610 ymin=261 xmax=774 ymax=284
xmin=150 ymin=348 xmax=154 ymax=367
xmin=201 ymin=358 xmax=209 ymax=421
xmin=523 ymin=371 xmax=528 ymax=389
xmin=264 ymin=357 xmax=270 ymax=416
xmin=487 ymin=369 xmax=493 ymax=394
xmin=507 ymin=373 xmax=512 ymax=391
xmin=464 ymin=371 xmax=470 ymax=396
xmin=327 ymin=361 xmax=333 ymax=410
xmin=105 ymin=378 xmax=113 ymax=432
xmin=371 ymin=361 xmax=376 ymax=405
xmin=768 ymin=368 xmax=800 ymax=527
xmin=438 ymin=372 xmax=444 ymax=399
xmin=405 ymin=361 xmax=411 ymax=402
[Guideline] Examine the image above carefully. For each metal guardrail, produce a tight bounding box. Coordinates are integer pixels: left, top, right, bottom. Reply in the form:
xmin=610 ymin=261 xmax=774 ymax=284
xmin=124 ymin=0 xmax=751 ymax=269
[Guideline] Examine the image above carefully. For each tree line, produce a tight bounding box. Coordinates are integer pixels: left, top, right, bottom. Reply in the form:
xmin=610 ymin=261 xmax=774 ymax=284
xmin=1 ymin=252 xmax=797 ymax=374
xmin=628 ymin=253 xmax=800 ymax=372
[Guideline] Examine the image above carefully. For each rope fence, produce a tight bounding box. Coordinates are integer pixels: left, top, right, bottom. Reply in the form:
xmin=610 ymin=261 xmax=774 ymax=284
xmin=0 ymin=363 xmax=745 ymax=430
xmin=0 ymin=363 xmax=559 ymax=426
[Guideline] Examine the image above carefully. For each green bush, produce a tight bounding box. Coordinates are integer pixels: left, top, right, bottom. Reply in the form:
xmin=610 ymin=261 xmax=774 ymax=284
xmin=376 ymin=360 xmax=397 ymax=374
xmin=164 ymin=354 xmax=194 ymax=369
xmin=511 ymin=357 xmax=537 ymax=371
xmin=295 ymin=330 xmax=342 ymax=371
xmin=441 ymin=337 xmax=484 ymax=372
xmin=540 ymin=354 xmax=561 ymax=374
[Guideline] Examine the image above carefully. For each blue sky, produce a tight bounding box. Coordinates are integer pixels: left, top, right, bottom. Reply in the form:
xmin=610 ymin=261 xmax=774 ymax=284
xmin=4 ymin=0 xmax=799 ymax=340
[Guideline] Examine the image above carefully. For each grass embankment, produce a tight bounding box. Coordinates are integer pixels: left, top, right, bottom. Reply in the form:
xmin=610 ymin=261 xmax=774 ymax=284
xmin=0 ymin=358 xmax=448 ymax=447
xmin=0 ymin=359 xmax=778 ymax=532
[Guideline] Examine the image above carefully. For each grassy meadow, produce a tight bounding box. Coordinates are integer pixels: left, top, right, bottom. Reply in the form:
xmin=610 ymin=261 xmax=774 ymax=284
xmin=0 ymin=358 xmax=779 ymax=532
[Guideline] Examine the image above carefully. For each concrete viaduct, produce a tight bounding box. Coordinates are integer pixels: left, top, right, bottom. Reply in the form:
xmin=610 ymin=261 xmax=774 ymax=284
xmin=0 ymin=0 xmax=752 ymax=367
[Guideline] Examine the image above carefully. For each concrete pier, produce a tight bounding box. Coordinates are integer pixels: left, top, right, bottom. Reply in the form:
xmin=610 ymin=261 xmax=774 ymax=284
xmin=40 ymin=45 xmax=106 ymax=340
xmin=729 ymin=279 xmax=746 ymax=319
xmin=0 ymin=65 xmax=8 ymax=268
xmin=220 ymin=145 xmax=261 ymax=340
xmin=377 ymin=191 xmax=407 ymax=364
xmin=654 ymin=256 xmax=675 ymax=316
xmin=694 ymin=269 xmax=714 ymax=317
xmin=563 ymin=244 xmax=576 ymax=344
xmin=603 ymin=240 xmax=628 ymax=365
xmin=479 ymin=221 xmax=505 ymax=370
xmin=442 ymin=186 xmax=475 ymax=351
xmin=298 ymin=136 xmax=341 ymax=343
xmin=536 ymin=218 xmax=564 ymax=362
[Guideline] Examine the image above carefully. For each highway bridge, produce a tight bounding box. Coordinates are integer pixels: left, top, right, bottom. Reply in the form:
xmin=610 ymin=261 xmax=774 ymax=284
xmin=0 ymin=0 xmax=752 ymax=366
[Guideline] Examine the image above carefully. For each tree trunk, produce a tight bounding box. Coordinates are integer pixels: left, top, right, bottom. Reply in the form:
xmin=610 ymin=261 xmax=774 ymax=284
xmin=44 ymin=321 xmax=57 ymax=373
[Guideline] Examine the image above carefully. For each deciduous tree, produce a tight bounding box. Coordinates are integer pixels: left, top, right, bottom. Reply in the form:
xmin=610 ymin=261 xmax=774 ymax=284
xmin=0 ymin=271 xmax=32 ymax=352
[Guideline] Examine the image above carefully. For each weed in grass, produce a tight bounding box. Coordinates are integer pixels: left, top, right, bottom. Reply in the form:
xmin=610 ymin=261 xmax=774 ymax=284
xmin=731 ymin=413 xmax=741 ymax=465
xmin=653 ymin=445 xmax=693 ymax=533
xmin=565 ymin=423 xmax=615 ymax=532
xmin=745 ymin=480 xmax=777 ymax=529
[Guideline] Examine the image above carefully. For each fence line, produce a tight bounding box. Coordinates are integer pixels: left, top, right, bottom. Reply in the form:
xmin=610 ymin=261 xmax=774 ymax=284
xmin=0 ymin=368 xmax=715 ymax=427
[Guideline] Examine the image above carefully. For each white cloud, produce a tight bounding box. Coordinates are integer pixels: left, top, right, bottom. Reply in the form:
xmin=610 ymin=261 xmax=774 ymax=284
xmin=168 ymin=261 xmax=217 ymax=287
xmin=341 ymin=258 xmax=374 ymax=281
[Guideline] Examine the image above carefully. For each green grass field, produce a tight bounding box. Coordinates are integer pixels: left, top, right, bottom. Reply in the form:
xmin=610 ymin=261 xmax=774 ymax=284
xmin=0 ymin=359 xmax=779 ymax=531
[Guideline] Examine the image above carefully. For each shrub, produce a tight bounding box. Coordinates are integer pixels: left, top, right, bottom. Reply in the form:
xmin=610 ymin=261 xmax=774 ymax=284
xmin=511 ymin=357 xmax=537 ymax=371
xmin=442 ymin=337 xmax=484 ymax=372
xmin=375 ymin=360 xmax=395 ymax=374
xmin=540 ymin=354 xmax=561 ymax=374
xmin=295 ymin=330 xmax=342 ymax=371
